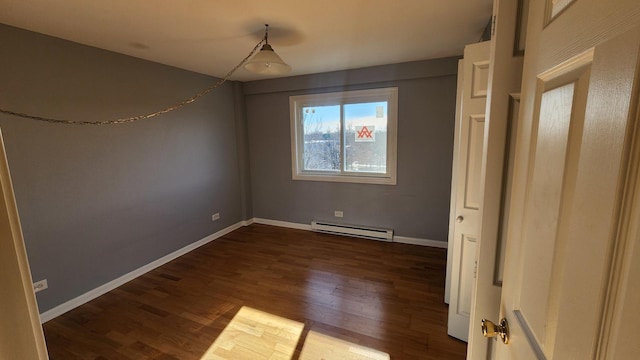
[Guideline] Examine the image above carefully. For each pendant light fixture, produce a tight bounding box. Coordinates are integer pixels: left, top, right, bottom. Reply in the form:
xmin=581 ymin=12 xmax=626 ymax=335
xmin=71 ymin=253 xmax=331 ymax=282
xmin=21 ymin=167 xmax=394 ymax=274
xmin=244 ymin=24 xmax=291 ymax=75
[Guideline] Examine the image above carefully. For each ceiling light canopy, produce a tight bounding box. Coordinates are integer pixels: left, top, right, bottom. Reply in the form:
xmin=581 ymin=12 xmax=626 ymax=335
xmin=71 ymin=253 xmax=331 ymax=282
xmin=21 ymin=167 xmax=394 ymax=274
xmin=244 ymin=24 xmax=291 ymax=76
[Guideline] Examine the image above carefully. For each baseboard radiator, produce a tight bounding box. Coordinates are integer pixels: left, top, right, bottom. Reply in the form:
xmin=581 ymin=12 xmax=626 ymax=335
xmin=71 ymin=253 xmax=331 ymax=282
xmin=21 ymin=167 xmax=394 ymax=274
xmin=310 ymin=221 xmax=394 ymax=242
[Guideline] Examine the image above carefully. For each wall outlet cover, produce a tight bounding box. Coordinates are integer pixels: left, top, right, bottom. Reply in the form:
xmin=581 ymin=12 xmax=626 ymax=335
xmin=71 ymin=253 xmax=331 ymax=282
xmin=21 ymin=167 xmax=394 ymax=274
xmin=33 ymin=279 xmax=48 ymax=293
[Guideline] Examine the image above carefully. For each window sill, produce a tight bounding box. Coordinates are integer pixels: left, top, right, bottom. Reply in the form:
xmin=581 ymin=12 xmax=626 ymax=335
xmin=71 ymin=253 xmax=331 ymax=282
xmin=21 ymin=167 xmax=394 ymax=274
xmin=292 ymin=173 xmax=396 ymax=185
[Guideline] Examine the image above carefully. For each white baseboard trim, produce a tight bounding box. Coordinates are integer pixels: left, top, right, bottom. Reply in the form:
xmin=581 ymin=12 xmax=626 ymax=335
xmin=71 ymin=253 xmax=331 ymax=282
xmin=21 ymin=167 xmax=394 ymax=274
xmin=252 ymin=217 xmax=312 ymax=231
xmin=393 ymin=236 xmax=448 ymax=248
xmin=251 ymin=218 xmax=446 ymax=249
xmin=40 ymin=218 xmax=445 ymax=323
xmin=39 ymin=220 xmax=247 ymax=323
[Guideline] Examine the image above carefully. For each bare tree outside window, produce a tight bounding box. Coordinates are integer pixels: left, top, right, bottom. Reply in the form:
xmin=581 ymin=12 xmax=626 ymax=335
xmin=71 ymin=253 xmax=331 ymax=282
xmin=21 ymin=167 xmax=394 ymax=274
xmin=302 ymin=106 xmax=340 ymax=171
xmin=290 ymin=87 xmax=397 ymax=185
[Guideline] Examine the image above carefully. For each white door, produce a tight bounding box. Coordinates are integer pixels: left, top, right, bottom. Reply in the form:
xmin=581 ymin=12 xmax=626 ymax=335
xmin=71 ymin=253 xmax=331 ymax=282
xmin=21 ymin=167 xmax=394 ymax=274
xmin=444 ymin=59 xmax=464 ymax=307
xmin=0 ymin=128 xmax=49 ymax=359
xmin=446 ymin=40 xmax=490 ymax=342
xmin=466 ymin=0 xmax=525 ymax=358
xmin=479 ymin=0 xmax=640 ymax=358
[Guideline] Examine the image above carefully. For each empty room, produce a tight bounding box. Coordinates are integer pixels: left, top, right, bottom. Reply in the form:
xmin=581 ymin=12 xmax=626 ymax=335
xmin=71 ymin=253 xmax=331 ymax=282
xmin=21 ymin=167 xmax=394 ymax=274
xmin=2 ymin=1 xmax=640 ymax=360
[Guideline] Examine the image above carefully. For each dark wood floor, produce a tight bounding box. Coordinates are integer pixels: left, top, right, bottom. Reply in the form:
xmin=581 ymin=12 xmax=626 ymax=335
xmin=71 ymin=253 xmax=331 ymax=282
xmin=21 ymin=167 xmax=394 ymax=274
xmin=43 ymin=224 xmax=467 ymax=359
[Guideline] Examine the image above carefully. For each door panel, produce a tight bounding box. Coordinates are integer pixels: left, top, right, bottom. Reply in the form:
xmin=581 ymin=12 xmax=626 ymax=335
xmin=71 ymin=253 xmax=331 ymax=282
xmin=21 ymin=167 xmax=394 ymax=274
xmin=495 ymin=0 xmax=640 ymax=357
xmin=464 ymin=115 xmax=486 ymax=210
xmin=472 ymin=61 xmax=490 ymax=98
xmin=515 ymin=57 xmax=590 ymax=356
xmin=447 ymin=41 xmax=490 ymax=342
xmin=457 ymin=234 xmax=478 ymax=316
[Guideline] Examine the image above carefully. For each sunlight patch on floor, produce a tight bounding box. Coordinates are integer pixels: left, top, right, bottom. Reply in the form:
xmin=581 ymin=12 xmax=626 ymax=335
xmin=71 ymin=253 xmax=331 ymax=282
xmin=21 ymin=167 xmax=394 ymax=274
xmin=299 ymin=331 xmax=390 ymax=360
xmin=200 ymin=306 xmax=304 ymax=360
xmin=200 ymin=306 xmax=390 ymax=360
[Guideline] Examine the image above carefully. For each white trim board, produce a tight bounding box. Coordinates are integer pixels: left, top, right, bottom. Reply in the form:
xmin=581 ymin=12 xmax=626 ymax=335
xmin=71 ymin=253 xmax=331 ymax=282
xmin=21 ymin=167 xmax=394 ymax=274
xmin=252 ymin=218 xmax=312 ymax=231
xmin=39 ymin=220 xmax=251 ymax=323
xmin=39 ymin=217 xmax=445 ymax=323
xmin=253 ymin=218 xmax=446 ymax=248
xmin=394 ymin=236 xmax=447 ymax=248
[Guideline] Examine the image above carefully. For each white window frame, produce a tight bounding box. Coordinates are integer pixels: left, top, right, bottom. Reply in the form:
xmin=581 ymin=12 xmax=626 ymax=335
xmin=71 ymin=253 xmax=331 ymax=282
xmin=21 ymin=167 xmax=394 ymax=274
xmin=289 ymin=87 xmax=398 ymax=185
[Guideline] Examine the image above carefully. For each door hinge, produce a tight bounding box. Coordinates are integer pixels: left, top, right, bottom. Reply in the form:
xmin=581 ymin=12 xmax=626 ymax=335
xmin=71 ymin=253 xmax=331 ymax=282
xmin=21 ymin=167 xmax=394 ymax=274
xmin=491 ymin=15 xmax=496 ymax=37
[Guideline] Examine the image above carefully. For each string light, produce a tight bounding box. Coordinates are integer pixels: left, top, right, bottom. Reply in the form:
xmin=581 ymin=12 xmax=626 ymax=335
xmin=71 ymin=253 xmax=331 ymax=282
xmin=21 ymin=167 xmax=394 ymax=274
xmin=0 ymin=38 xmax=266 ymax=125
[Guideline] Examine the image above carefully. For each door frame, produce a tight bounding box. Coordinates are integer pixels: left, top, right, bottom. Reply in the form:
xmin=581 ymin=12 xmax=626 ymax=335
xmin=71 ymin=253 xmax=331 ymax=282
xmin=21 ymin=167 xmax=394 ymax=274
xmin=0 ymin=128 xmax=49 ymax=359
xmin=466 ymin=0 xmax=525 ymax=357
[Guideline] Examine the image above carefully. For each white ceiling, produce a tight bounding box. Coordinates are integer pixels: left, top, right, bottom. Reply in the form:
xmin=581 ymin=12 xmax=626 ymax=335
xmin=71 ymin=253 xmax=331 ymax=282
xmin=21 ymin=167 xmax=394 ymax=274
xmin=0 ymin=0 xmax=493 ymax=81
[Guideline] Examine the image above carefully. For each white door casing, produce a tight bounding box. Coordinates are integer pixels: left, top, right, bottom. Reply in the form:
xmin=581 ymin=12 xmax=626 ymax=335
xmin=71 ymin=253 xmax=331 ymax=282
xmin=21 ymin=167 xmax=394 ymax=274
xmin=0 ymin=128 xmax=49 ymax=359
xmin=447 ymin=40 xmax=491 ymax=342
xmin=467 ymin=0 xmax=525 ymax=358
xmin=491 ymin=0 xmax=640 ymax=358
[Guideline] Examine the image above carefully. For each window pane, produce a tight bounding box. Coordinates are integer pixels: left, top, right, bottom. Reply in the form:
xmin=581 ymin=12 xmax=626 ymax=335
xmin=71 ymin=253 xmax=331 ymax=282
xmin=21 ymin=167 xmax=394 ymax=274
xmin=344 ymin=102 xmax=387 ymax=173
xmin=290 ymin=87 xmax=397 ymax=185
xmin=302 ymin=105 xmax=341 ymax=171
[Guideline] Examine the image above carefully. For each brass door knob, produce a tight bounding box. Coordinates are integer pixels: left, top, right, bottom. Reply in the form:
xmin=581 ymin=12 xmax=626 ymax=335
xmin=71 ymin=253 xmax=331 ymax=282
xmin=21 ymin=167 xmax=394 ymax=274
xmin=481 ymin=318 xmax=509 ymax=344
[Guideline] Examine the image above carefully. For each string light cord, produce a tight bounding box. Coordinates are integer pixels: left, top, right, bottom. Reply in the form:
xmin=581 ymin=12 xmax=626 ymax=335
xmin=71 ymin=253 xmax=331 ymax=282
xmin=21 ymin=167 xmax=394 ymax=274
xmin=0 ymin=38 xmax=266 ymax=125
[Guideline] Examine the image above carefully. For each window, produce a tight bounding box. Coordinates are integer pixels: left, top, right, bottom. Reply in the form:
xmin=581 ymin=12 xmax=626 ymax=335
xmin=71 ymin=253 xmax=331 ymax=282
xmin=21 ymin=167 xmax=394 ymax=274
xmin=290 ymin=87 xmax=398 ymax=185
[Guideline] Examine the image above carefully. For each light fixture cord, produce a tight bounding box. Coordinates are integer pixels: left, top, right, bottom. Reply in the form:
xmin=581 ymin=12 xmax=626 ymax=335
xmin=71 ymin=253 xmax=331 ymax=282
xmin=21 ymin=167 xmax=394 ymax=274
xmin=0 ymin=38 xmax=266 ymax=125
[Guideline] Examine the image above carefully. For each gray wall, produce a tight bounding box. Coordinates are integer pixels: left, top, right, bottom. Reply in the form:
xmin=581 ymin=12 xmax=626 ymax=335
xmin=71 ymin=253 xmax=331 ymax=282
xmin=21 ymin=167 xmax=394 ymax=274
xmin=0 ymin=24 xmax=244 ymax=312
xmin=1 ymin=23 xmax=459 ymax=314
xmin=244 ymin=58 xmax=458 ymax=241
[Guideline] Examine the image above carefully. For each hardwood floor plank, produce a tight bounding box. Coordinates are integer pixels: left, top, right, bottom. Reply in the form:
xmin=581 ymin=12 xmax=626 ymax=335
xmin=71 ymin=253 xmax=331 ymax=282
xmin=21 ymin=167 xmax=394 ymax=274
xmin=43 ymin=224 xmax=466 ymax=359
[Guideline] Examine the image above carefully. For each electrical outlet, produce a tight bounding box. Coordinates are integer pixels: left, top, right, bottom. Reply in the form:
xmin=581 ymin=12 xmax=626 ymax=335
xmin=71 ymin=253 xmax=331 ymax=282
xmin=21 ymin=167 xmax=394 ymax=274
xmin=212 ymin=213 xmax=220 ymax=221
xmin=334 ymin=211 xmax=344 ymax=218
xmin=33 ymin=279 xmax=48 ymax=293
